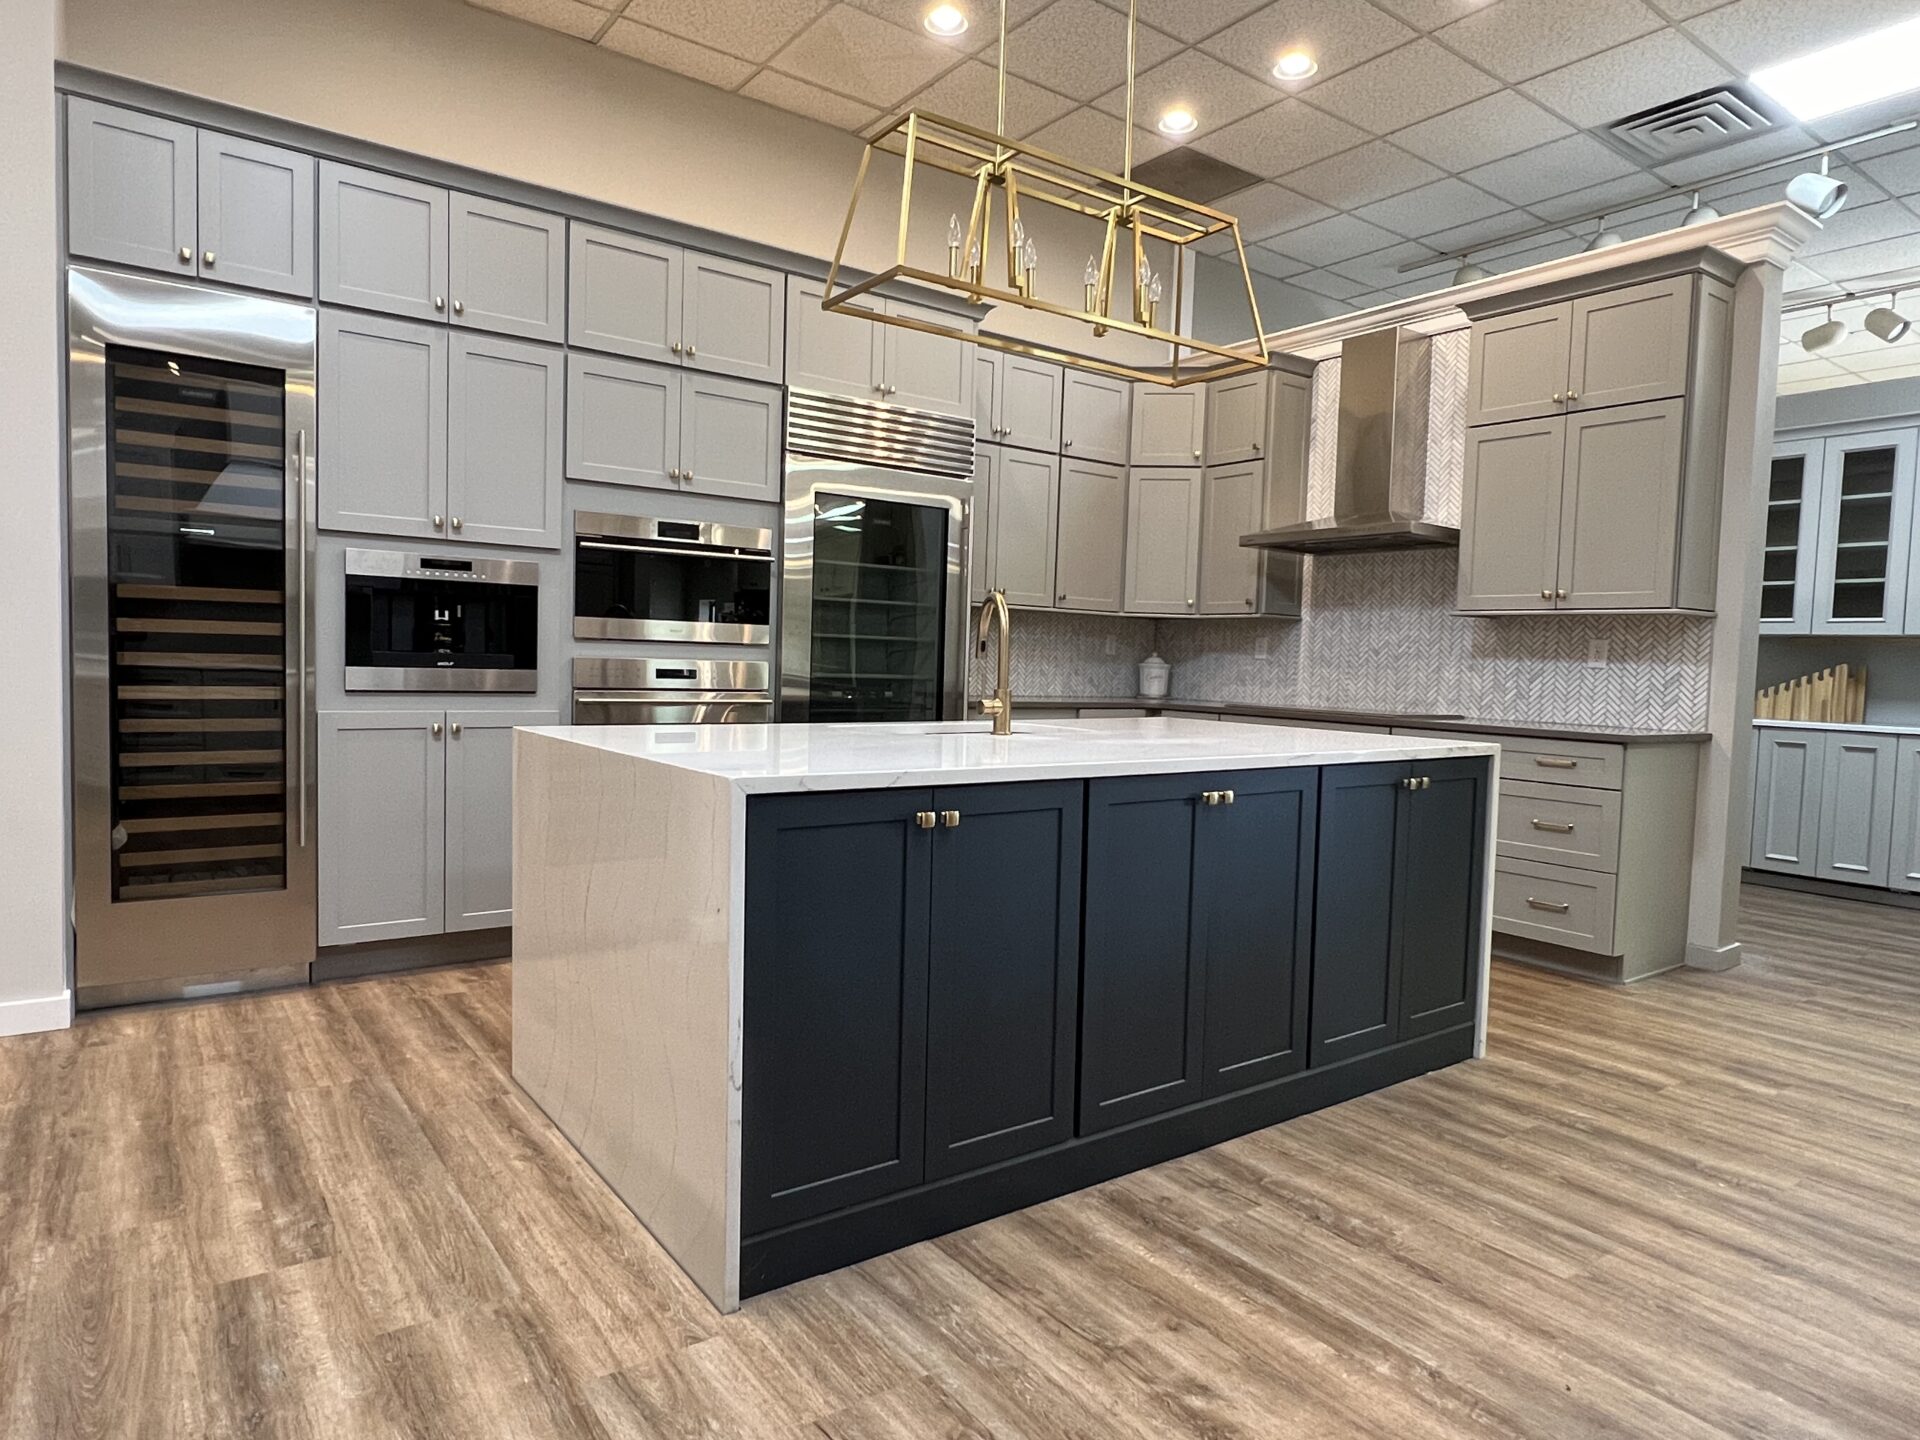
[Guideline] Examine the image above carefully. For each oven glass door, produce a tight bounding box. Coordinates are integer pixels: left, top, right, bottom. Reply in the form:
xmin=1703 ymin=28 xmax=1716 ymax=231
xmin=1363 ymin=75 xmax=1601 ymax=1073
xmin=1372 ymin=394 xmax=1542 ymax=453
xmin=574 ymin=539 xmax=772 ymax=644
xmin=805 ymin=492 xmax=948 ymax=722
xmin=345 ymin=573 xmax=537 ymax=684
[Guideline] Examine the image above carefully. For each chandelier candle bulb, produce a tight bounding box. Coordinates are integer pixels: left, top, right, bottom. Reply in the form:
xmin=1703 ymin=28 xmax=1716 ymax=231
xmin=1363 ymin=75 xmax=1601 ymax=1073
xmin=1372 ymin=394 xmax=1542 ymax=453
xmin=947 ymin=213 xmax=963 ymax=278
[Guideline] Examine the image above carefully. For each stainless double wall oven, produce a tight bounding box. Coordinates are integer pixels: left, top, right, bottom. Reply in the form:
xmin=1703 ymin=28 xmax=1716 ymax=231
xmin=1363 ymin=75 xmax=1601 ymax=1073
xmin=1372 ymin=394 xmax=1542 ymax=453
xmin=573 ymin=510 xmax=773 ymax=646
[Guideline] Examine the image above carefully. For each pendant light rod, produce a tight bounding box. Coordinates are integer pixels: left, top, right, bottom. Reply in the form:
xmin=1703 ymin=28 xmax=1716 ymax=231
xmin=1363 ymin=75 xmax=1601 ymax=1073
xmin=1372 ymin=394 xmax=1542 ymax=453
xmin=995 ymin=0 xmax=1008 ymax=139
xmin=1123 ymin=0 xmax=1138 ymax=183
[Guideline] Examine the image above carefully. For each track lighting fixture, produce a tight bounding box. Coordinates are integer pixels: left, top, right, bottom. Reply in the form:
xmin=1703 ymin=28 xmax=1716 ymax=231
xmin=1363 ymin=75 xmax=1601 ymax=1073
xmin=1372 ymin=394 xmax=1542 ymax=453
xmin=1801 ymin=302 xmax=1849 ymax=355
xmin=1682 ymin=191 xmax=1720 ymax=227
xmin=1785 ymin=153 xmax=1848 ymax=220
xmin=1582 ymin=215 xmax=1623 ymax=252
xmin=1452 ymin=258 xmax=1489 ymax=286
xmin=1865 ymin=292 xmax=1911 ymax=342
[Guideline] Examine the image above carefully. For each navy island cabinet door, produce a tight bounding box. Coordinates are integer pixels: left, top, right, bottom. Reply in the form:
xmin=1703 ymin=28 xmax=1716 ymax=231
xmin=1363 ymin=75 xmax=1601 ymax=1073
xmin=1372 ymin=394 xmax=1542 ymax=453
xmin=1197 ymin=767 xmax=1318 ymax=1096
xmin=1395 ymin=756 xmax=1490 ymax=1040
xmin=743 ymin=789 xmax=934 ymax=1233
xmin=1310 ymin=761 xmax=1410 ymax=1067
xmin=924 ymin=780 xmax=1084 ymax=1179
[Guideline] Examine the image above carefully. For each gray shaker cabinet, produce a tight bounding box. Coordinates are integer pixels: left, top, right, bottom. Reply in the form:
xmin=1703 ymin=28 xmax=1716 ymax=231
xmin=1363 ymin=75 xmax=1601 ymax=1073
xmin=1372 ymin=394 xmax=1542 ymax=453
xmin=568 ymin=223 xmax=680 ymax=364
xmin=447 ymin=332 xmax=564 ymax=549
xmin=319 ymin=711 xmax=446 ymax=946
xmin=1567 ymin=277 xmax=1694 ymax=414
xmin=1888 ymin=738 xmax=1920 ymax=893
xmin=565 ymin=351 xmax=677 ymax=491
xmin=445 ymin=710 xmax=557 ymax=932
xmin=976 ymin=352 xmax=1064 ymax=451
xmin=1125 ymin=469 xmax=1203 ymax=615
xmin=1131 ymin=384 xmax=1206 ymax=466
xmin=449 ymin=193 xmax=566 ymax=343
xmin=1204 ymin=372 xmax=1268 ymax=465
xmin=682 ymin=251 xmax=785 ymax=383
xmin=1466 ymin=304 xmax=1570 ymax=426
xmin=1815 ymin=731 xmax=1898 ymax=887
xmin=785 ymin=278 xmax=880 ymax=401
xmin=195 ymin=131 xmax=314 ymax=298
xmin=680 ymin=372 xmax=781 ymax=502
xmin=1061 ymin=370 xmax=1130 ymax=465
xmin=318 ymin=161 xmax=450 ymax=322
xmin=319 ymin=310 xmax=448 ymax=540
xmin=66 ymin=98 xmax=198 ymax=276
xmin=1555 ymin=399 xmax=1687 ymax=610
xmin=1197 ymin=462 xmax=1268 ymax=614
xmin=1749 ymin=726 xmax=1823 ymax=876
xmin=1054 ymin=459 xmax=1126 ymax=612
xmin=882 ymin=296 xmax=973 ymax=419
xmin=1458 ymin=417 xmax=1564 ymax=612
xmin=970 ymin=445 xmax=996 ymax=604
xmin=991 ymin=447 xmax=1060 ymax=609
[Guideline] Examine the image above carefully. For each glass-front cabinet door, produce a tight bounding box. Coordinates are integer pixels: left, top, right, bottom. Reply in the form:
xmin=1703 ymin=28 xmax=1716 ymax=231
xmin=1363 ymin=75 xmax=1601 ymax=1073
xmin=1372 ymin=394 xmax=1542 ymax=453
xmin=804 ymin=492 xmax=951 ymax=722
xmin=1761 ymin=438 xmax=1822 ymax=634
xmin=1812 ymin=428 xmax=1916 ymax=635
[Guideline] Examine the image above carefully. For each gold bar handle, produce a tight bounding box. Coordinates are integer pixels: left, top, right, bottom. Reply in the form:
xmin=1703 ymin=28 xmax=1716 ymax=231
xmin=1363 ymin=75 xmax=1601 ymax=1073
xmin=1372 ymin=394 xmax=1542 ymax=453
xmin=915 ymin=811 xmax=937 ymax=829
xmin=1530 ymin=818 xmax=1575 ymax=833
xmin=1533 ymin=756 xmax=1579 ymax=769
xmin=1526 ymin=896 xmax=1571 ymax=913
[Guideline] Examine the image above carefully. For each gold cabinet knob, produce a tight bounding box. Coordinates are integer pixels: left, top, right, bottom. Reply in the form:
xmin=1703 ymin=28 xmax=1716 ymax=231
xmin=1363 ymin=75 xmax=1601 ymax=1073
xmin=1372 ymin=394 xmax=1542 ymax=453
xmin=1566 ymin=390 xmax=1579 ymax=401
xmin=940 ymin=810 xmax=961 ymax=828
xmin=203 ymin=250 xmax=215 ymax=267
xmin=178 ymin=245 xmax=193 ymax=263
xmin=1557 ymin=588 xmax=1568 ymax=599
xmin=687 ymin=345 xmax=696 ymax=358
xmin=671 ymin=341 xmax=683 ymax=355
xmin=914 ymin=810 xmax=937 ymax=829
xmin=1219 ymin=789 xmax=1235 ymax=805
xmin=1552 ymin=392 xmax=1564 ymax=403
xmin=1192 ymin=449 xmax=1201 ymax=459
xmin=1540 ymin=588 xmax=1552 ymax=600
xmin=1063 ymin=438 xmax=1074 ymax=448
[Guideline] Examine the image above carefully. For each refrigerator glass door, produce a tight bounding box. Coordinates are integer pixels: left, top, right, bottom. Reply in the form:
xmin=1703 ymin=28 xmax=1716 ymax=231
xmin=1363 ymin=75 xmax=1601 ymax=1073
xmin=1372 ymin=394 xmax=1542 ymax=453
xmin=804 ymin=492 xmax=950 ymax=722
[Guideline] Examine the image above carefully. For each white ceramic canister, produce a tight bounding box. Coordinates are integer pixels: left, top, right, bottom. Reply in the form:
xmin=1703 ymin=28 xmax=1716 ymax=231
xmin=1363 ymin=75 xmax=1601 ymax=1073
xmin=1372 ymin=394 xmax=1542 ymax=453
xmin=1138 ymin=651 xmax=1171 ymax=699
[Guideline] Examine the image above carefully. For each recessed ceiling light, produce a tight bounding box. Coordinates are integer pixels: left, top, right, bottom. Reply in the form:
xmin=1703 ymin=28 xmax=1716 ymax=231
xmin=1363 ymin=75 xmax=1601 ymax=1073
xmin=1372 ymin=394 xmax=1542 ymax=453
xmin=922 ymin=4 xmax=968 ymax=38
xmin=1157 ymin=107 xmax=1198 ymax=136
xmin=1271 ymin=49 xmax=1318 ymax=81
xmin=1752 ymin=13 xmax=1920 ymax=122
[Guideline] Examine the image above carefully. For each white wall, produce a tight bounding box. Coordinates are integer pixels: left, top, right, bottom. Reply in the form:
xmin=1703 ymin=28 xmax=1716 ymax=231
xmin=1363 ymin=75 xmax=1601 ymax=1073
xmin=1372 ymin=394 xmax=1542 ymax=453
xmin=1189 ymin=253 xmax=1343 ymax=345
xmin=1 ymin=0 xmax=73 ymax=1034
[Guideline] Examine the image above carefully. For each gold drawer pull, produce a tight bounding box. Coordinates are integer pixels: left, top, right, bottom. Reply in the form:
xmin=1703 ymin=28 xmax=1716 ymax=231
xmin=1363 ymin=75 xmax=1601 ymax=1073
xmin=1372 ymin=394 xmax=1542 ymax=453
xmin=1526 ymin=896 xmax=1572 ymax=913
xmin=1533 ymin=756 xmax=1579 ymax=769
xmin=915 ymin=810 xmax=937 ymax=829
xmin=1530 ymin=818 xmax=1576 ymax=833
xmin=940 ymin=810 xmax=962 ymax=828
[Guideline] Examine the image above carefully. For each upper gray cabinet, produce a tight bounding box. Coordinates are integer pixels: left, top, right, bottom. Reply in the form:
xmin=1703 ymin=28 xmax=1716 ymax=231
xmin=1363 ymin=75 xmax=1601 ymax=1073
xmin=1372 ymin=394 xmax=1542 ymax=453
xmin=1061 ymin=370 xmax=1130 ymax=465
xmin=1132 ymin=384 xmax=1206 ymax=466
xmin=1555 ymin=399 xmax=1689 ymax=610
xmin=1814 ymin=429 xmax=1915 ymax=636
xmin=1760 ymin=438 xmax=1824 ymax=635
xmin=1054 ymin=459 xmax=1126 ymax=612
xmin=449 ymin=193 xmax=565 ymax=343
xmin=784 ymin=280 xmax=972 ymax=417
xmin=680 ymin=372 xmax=781 ymax=502
xmin=1204 ymin=372 xmax=1268 ymax=466
xmin=1125 ymin=468 xmax=1203 ymax=614
xmin=991 ymin=447 xmax=1060 ymax=609
xmin=319 ymin=310 xmax=448 ymax=540
xmin=882 ymin=296 xmax=973 ymax=418
xmin=1465 ymin=305 xmax=1570 ymax=426
xmin=447 ymin=332 xmax=564 ymax=548
xmin=569 ymin=223 xmax=783 ymax=383
xmin=562 ymin=352 xmax=778 ymax=503
xmin=1458 ymin=417 xmax=1564 ymax=613
xmin=970 ymin=444 xmax=997 ymax=604
xmin=67 ymin=99 xmax=313 ymax=297
xmin=319 ymin=162 xmax=450 ymax=322
xmin=1198 ymin=462 xmax=1299 ymax=617
xmin=976 ymin=351 xmax=1063 ymax=452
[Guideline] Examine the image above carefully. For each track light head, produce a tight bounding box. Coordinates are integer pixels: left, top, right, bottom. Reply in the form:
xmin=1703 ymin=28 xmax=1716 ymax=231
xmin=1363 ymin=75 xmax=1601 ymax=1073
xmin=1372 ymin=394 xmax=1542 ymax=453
xmin=1452 ymin=258 xmax=1489 ymax=285
xmin=1786 ymin=153 xmax=1849 ymax=220
xmin=1682 ymin=191 xmax=1721 ymax=227
xmin=1583 ymin=216 xmax=1624 ymax=252
xmin=1866 ymin=298 xmax=1911 ymax=342
xmin=1801 ymin=303 xmax=1849 ymax=355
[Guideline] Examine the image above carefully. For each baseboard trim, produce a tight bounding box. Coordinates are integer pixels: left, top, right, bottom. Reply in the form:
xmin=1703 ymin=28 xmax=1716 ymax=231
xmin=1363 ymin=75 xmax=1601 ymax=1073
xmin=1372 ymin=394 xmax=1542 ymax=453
xmin=1685 ymin=939 xmax=1743 ymax=971
xmin=0 ymin=990 xmax=74 ymax=1037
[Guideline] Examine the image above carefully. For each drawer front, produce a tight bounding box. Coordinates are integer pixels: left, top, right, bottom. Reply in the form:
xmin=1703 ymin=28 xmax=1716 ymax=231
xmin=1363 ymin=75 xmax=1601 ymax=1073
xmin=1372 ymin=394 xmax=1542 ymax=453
xmin=1404 ymin=728 xmax=1625 ymax=790
xmin=1496 ymin=779 xmax=1621 ymax=872
xmin=1493 ymin=859 xmax=1617 ymax=954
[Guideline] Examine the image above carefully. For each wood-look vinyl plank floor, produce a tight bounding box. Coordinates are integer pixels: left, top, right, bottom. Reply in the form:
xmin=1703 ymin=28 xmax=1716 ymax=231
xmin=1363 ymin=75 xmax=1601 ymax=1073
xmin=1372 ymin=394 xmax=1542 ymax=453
xmin=4 ymin=884 xmax=1919 ymax=1438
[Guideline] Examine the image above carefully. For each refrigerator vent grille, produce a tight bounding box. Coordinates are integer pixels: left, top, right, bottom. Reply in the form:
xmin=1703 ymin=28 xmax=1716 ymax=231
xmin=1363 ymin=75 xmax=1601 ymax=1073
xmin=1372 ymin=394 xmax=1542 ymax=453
xmin=785 ymin=388 xmax=976 ymax=479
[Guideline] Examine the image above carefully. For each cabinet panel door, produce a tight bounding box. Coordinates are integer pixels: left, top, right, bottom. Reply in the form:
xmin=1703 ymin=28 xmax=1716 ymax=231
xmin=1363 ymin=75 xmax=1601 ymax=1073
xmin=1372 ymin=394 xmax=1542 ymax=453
xmin=1055 ymin=460 xmax=1127 ymax=611
xmin=196 ymin=131 xmax=314 ymax=297
xmin=1198 ymin=768 xmax=1316 ymax=1096
xmin=970 ymin=445 xmax=996 ymax=603
xmin=683 ymin=253 xmax=785 ymax=383
xmin=1197 ymin=463 xmax=1263 ymax=614
xmin=1568 ymin=277 xmax=1693 ymax=413
xmin=973 ymin=353 xmax=999 ymax=439
xmin=566 ymin=223 xmax=679 ymax=364
xmin=1061 ymin=371 xmax=1131 ymax=465
xmin=680 ymin=374 xmax=781 ymax=503
xmin=1000 ymin=355 xmax=1065 ymax=452
xmin=1124 ymin=469 xmax=1202 ymax=615
xmin=448 ymin=194 xmax=565 ymax=343
xmin=564 ymin=351 xmax=678 ymax=491
xmin=925 ymin=781 xmax=1082 ymax=1179
xmin=882 ymin=298 xmax=973 ymax=418
xmin=318 ymin=711 xmax=445 ymax=946
xmin=1813 ymin=428 xmax=1916 ymax=635
xmin=786 ymin=279 xmax=881 ymax=400
xmin=1467 ymin=304 xmax=1571 ymax=426
xmin=1395 ymin=757 xmax=1489 ymax=1040
xmin=1131 ymin=385 xmax=1206 ymax=466
xmin=1749 ymin=727 xmax=1824 ymax=876
xmin=447 ymin=333 xmax=563 ymax=548
xmin=1816 ymin=732 xmax=1897 ymax=886
xmin=1311 ymin=761 xmax=1408 ymax=1067
xmin=1887 ymin=738 xmax=1920 ymax=893
xmin=444 ymin=710 xmax=556 ymax=932
xmin=992 ymin=449 xmax=1059 ymax=608
xmin=1458 ymin=417 xmax=1563 ymax=612
xmin=66 ymin=98 xmax=197 ymax=275
xmin=1081 ymin=774 xmax=1206 ymax=1132
xmin=1557 ymin=398 xmax=1686 ymax=609
xmin=1761 ymin=439 xmax=1822 ymax=634
xmin=1205 ymin=372 xmax=1268 ymax=465
xmin=318 ymin=310 xmax=447 ymax=539
xmin=742 ymin=790 xmax=933 ymax=1232
xmin=318 ymin=161 xmax=449 ymax=322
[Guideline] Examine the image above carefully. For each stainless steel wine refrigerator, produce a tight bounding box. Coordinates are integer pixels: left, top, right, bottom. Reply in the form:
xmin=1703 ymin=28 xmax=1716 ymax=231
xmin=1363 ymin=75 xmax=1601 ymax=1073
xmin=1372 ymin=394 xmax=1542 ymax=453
xmin=68 ymin=266 xmax=317 ymax=1006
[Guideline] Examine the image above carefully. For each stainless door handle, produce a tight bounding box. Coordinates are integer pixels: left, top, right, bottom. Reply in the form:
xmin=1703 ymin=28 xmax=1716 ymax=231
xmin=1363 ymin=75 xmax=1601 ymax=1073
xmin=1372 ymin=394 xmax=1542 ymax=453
xmin=452 ymin=299 xmax=464 ymax=315
xmin=178 ymin=246 xmax=193 ymax=264
xmin=432 ymin=721 xmax=443 ymax=737
xmin=1526 ymin=896 xmax=1571 ymax=913
xmin=432 ymin=515 xmax=444 ymax=529
xmin=434 ymin=296 xmax=446 ymax=312
xmin=450 ymin=722 xmax=462 ymax=737
xmin=451 ymin=516 xmax=463 ymax=531
xmin=1530 ymin=818 xmax=1575 ymax=833
xmin=203 ymin=250 xmax=216 ymax=267
xmin=1533 ymin=756 xmax=1578 ymax=769
xmin=294 ymin=427 xmax=309 ymax=849
xmin=1063 ymin=438 xmax=1074 ymax=448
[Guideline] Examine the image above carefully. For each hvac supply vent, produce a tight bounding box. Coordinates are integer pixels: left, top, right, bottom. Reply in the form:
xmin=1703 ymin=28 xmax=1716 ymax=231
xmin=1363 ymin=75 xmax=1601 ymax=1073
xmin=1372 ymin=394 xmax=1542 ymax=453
xmin=1134 ymin=147 xmax=1262 ymax=205
xmin=1604 ymin=83 xmax=1789 ymax=163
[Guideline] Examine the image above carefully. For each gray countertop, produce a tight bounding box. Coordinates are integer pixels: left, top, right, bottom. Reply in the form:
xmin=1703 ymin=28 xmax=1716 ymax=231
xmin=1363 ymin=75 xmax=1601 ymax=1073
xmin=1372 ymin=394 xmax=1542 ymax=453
xmin=1018 ymin=696 xmax=1711 ymax=746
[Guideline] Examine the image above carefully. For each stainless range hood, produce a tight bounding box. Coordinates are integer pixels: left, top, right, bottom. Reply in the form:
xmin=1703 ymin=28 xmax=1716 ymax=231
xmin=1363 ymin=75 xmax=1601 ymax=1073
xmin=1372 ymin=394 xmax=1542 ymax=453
xmin=1242 ymin=326 xmax=1458 ymax=554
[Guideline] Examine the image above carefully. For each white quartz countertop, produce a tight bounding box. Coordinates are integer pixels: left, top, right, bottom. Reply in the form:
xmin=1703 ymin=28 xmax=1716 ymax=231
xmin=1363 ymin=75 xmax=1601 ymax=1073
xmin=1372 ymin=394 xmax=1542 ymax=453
xmin=523 ymin=717 xmax=1499 ymax=794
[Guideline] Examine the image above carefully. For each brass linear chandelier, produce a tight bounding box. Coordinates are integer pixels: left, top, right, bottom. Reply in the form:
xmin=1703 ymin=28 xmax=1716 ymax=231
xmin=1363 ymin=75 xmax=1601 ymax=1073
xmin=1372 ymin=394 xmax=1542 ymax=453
xmin=824 ymin=0 xmax=1270 ymax=387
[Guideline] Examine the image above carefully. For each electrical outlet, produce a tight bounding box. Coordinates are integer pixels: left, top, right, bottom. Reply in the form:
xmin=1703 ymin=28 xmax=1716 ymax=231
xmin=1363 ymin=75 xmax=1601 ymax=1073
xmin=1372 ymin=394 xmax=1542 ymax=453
xmin=1103 ymin=634 xmax=1116 ymax=656
xmin=1255 ymin=632 xmax=1271 ymax=660
xmin=1586 ymin=638 xmax=1609 ymax=669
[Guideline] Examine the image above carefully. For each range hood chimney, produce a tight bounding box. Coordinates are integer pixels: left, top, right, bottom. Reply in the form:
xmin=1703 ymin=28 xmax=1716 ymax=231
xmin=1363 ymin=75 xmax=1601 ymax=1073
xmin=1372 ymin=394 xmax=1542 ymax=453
xmin=1242 ymin=326 xmax=1458 ymax=554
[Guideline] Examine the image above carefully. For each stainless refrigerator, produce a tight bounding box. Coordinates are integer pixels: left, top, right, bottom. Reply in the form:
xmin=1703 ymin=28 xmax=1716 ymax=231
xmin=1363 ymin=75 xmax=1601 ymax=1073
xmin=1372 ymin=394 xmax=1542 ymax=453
xmin=68 ymin=266 xmax=317 ymax=1005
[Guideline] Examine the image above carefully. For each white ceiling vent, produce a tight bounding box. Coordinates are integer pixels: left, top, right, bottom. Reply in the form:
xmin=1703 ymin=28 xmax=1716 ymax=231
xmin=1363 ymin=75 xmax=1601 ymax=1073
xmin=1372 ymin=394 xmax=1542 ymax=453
xmin=1604 ymin=84 xmax=1789 ymax=163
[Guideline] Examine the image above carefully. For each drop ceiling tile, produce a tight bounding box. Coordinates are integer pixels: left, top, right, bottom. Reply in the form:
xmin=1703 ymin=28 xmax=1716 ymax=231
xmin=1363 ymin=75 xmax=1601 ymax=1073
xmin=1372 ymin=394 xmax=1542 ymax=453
xmin=1213 ymin=182 xmax=1336 ymax=239
xmin=908 ymin=59 xmax=1079 ymax=135
xmin=1832 ymin=342 xmax=1920 ymax=373
xmin=1004 ymin=0 xmax=1181 ymax=102
xmin=1353 ymin=176 xmax=1507 ymax=236
xmin=1091 ymin=49 xmax=1290 ymax=135
xmin=843 ymin=0 xmax=1051 ymax=50
xmin=1704 ymin=156 xmax=1885 ymax=214
xmin=1859 ymin=143 xmax=1920 ymax=199
xmin=1523 ymin=172 xmax=1668 ymax=221
xmin=1283 ymin=139 xmax=1443 ymax=207
xmin=623 ymin=0 xmax=834 ymax=62
xmin=1775 ymin=356 xmax=1850 ymax=386
xmin=1289 ymin=268 xmax=1376 ymax=299
xmin=1436 ymin=0 xmax=1662 ymax=83
xmin=468 ymin=0 xmax=606 ymax=40
xmin=1782 ymin=261 xmax=1833 ymax=293
xmin=1806 ymin=235 xmax=1920 ymax=286
xmin=1198 ymin=0 xmax=1414 ymax=87
xmin=1022 ymin=106 xmax=1170 ymax=169
xmin=1328 ymin=238 xmax=1439 ymax=286
xmin=741 ymin=69 xmax=884 ymax=129
xmin=1193 ymin=98 xmax=1368 ymax=178
xmin=1368 ymin=0 xmax=1497 ymax=31
xmin=1649 ymin=125 xmax=1809 ymax=186
xmin=1463 ymin=134 xmax=1641 ymax=205
xmin=1389 ymin=90 xmax=1572 ymax=172
xmin=1245 ymin=245 xmax=1313 ymax=278
xmin=769 ymin=4 xmax=967 ymax=108
xmin=1115 ymin=0 xmax=1275 ymax=44
xmin=1799 ymin=200 xmax=1920 ymax=258
xmin=1422 ymin=208 xmax=1542 ymax=254
xmin=1477 ymin=226 xmax=1578 ymax=262
xmin=1260 ymin=212 xmax=1405 ymax=267
xmin=599 ymin=20 xmax=758 ymax=86
xmin=1293 ymin=39 xmax=1501 ymax=134
xmin=1520 ymin=29 xmax=1734 ymax=129
xmin=1680 ymin=0 xmax=1920 ymax=73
